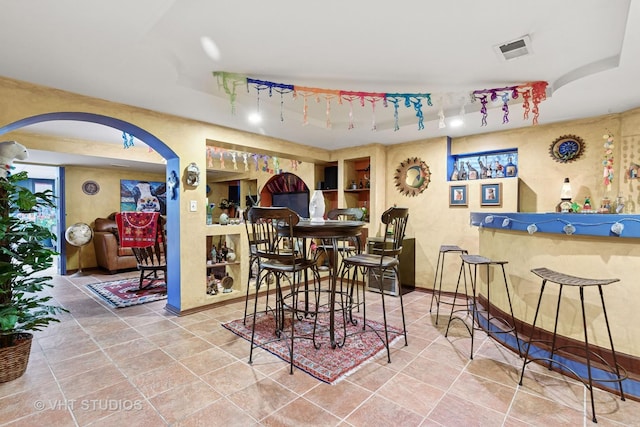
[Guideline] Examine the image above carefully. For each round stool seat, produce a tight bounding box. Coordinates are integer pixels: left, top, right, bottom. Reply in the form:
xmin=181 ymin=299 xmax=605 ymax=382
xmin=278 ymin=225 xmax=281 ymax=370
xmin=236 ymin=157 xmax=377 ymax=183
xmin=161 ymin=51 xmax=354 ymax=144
xmin=439 ymin=245 xmax=466 ymax=253
xmin=460 ymin=254 xmax=507 ymax=266
xmin=531 ymin=267 xmax=619 ymax=287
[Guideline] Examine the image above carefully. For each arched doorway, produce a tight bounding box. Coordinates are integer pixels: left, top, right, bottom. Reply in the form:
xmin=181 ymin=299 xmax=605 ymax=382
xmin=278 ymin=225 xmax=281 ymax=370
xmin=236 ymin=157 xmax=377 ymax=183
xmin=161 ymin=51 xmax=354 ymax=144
xmin=0 ymin=112 xmax=182 ymax=310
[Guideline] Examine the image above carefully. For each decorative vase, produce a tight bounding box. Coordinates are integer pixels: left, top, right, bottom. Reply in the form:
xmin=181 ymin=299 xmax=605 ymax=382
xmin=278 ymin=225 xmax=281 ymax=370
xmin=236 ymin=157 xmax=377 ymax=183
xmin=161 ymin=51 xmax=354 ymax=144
xmin=219 ymin=210 xmax=229 ymax=225
xmin=0 ymin=333 xmax=32 ymax=383
xmin=309 ymin=190 xmax=325 ymax=223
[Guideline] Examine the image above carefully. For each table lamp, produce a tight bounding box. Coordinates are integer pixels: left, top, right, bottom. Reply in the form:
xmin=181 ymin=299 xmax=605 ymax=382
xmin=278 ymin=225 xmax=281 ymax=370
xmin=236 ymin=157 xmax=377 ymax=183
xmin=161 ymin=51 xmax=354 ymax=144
xmin=556 ymin=177 xmax=573 ymax=212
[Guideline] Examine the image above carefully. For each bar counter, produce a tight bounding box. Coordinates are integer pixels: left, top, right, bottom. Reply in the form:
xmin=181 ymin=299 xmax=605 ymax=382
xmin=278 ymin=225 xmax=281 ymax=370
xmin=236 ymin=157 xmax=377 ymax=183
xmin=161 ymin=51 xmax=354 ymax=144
xmin=469 ymin=212 xmax=640 ymax=385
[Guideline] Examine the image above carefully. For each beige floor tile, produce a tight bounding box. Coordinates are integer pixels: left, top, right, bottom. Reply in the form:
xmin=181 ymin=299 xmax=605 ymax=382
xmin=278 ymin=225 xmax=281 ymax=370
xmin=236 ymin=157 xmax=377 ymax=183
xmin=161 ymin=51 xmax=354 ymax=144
xmin=130 ymin=361 xmax=200 ymax=398
xmin=376 ymin=372 xmax=445 ymax=417
xmin=149 ymin=379 xmax=222 ymax=424
xmin=262 ymin=396 xmax=341 ymax=426
xmin=303 ymin=380 xmax=371 ymax=419
xmin=90 ymin=326 xmax=143 ymax=348
xmin=448 ymin=372 xmax=516 ymax=414
xmin=426 ymin=393 xmax=507 ymax=426
xmin=227 ymin=377 xmax=298 ymax=421
xmin=162 ymin=335 xmax=215 ymax=360
xmin=174 ymin=398 xmax=260 ymax=427
xmin=201 ymin=360 xmax=266 ymax=396
xmin=508 ymin=388 xmax=588 ymax=425
xmin=57 ymin=364 xmax=126 ymax=401
xmin=2 ymin=407 xmax=77 ymax=427
xmin=101 ymin=336 xmax=158 ymax=362
xmin=70 ymin=379 xmax=145 ymax=425
xmin=0 ymin=384 xmax=66 ymax=424
xmin=48 ymin=350 xmax=112 ymax=380
xmin=115 ymin=348 xmax=175 ymax=377
xmin=179 ymin=346 xmax=238 ymax=376
xmin=345 ymin=394 xmax=424 ymax=427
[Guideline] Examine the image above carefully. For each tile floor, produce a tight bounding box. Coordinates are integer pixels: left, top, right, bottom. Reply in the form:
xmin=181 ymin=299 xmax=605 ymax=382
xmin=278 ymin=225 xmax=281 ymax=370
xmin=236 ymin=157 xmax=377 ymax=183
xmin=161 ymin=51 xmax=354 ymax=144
xmin=0 ymin=270 xmax=638 ymax=426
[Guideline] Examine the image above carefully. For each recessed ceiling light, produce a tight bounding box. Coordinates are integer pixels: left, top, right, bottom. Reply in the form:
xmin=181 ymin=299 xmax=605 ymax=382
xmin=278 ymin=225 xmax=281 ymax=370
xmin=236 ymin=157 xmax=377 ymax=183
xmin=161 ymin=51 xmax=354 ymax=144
xmin=248 ymin=113 xmax=262 ymax=124
xmin=200 ymin=36 xmax=221 ymax=61
xmin=449 ymin=118 xmax=464 ymax=128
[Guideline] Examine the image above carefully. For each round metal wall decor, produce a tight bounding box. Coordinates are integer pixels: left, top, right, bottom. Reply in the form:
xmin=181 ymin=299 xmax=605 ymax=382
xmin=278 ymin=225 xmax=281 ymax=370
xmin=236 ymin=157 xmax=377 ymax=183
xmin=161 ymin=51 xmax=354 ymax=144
xmin=549 ymin=134 xmax=585 ymax=163
xmin=82 ymin=180 xmax=100 ymax=195
xmin=394 ymin=157 xmax=431 ymax=197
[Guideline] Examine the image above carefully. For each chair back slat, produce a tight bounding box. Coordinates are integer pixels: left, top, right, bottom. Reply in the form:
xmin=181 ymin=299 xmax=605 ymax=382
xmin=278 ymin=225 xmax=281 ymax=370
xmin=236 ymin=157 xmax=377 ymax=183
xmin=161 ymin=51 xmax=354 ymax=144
xmin=327 ymin=208 xmax=364 ymax=221
xmin=369 ymin=207 xmax=409 ymax=261
xmin=246 ymin=207 xmax=300 ymax=266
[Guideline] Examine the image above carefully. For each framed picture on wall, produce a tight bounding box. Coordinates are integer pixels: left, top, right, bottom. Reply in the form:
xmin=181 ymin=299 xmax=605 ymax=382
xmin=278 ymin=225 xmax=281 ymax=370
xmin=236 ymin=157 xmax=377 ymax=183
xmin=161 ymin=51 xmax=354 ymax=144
xmin=120 ymin=180 xmax=167 ymax=215
xmin=449 ymin=184 xmax=468 ymax=206
xmin=481 ymin=183 xmax=502 ymax=207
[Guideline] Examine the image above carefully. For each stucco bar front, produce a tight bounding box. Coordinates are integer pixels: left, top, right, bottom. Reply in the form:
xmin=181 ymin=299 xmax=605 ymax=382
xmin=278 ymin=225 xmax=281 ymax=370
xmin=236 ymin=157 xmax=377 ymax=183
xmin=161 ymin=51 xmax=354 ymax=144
xmin=469 ymin=212 xmax=640 ymax=369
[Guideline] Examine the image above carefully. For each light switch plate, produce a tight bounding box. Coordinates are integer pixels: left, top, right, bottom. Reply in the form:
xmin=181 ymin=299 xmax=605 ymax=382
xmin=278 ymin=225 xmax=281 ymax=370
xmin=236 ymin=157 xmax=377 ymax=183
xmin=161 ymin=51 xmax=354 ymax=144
xmin=190 ymin=200 xmax=197 ymax=212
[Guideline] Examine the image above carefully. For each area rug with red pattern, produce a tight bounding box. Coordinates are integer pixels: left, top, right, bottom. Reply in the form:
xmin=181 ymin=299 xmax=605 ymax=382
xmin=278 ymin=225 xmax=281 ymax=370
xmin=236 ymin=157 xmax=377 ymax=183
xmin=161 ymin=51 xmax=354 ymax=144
xmin=86 ymin=279 xmax=167 ymax=308
xmin=223 ymin=311 xmax=404 ymax=384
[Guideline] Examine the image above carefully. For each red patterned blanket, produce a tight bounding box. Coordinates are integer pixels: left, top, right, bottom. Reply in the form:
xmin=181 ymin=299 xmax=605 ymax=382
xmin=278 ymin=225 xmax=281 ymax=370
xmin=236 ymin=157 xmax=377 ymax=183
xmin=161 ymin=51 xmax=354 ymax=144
xmin=115 ymin=212 xmax=159 ymax=248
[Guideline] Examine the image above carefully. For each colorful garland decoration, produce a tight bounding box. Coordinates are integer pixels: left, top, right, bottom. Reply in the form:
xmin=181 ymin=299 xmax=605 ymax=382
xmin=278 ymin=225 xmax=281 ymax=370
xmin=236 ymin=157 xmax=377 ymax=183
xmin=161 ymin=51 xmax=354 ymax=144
xmin=206 ymin=146 xmax=301 ymax=175
xmin=603 ymin=132 xmax=615 ymax=190
xmin=122 ymin=132 xmax=135 ymax=149
xmin=213 ymin=72 xmax=548 ymax=131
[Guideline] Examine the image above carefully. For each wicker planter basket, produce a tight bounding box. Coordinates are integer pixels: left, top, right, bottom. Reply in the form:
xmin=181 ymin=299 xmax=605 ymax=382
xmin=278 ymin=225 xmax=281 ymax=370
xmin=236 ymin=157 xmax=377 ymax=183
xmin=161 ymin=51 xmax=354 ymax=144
xmin=0 ymin=333 xmax=33 ymax=383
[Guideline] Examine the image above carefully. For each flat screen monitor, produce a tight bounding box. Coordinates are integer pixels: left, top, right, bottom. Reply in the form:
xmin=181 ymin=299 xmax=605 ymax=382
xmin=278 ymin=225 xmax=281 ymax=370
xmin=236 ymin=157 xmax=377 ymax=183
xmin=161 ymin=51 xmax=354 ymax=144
xmin=272 ymin=191 xmax=309 ymax=218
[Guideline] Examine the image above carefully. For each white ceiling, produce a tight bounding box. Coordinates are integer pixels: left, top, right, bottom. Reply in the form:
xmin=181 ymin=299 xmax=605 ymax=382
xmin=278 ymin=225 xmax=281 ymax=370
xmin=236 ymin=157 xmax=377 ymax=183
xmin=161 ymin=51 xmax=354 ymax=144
xmin=0 ymin=0 xmax=638 ymax=171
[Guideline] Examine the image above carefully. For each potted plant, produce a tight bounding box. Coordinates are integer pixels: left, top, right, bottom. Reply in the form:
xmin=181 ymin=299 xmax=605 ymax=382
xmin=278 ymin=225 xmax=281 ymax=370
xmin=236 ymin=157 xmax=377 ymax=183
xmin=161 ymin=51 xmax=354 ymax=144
xmin=0 ymin=171 xmax=67 ymax=382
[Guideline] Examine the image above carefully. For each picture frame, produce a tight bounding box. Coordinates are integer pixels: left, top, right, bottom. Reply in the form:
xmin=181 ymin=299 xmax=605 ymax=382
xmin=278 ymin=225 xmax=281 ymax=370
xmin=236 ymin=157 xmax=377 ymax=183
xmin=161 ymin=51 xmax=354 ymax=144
xmin=120 ymin=179 xmax=167 ymax=215
xmin=449 ymin=184 xmax=468 ymax=206
xmin=481 ymin=183 xmax=502 ymax=206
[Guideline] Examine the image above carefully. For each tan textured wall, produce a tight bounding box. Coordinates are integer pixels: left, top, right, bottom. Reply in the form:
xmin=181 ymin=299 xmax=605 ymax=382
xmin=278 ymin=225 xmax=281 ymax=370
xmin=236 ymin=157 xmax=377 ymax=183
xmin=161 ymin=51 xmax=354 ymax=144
xmin=2 ymin=76 xmax=638 ymax=322
xmin=479 ymin=229 xmax=640 ymax=357
xmin=0 ymin=77 xmax=330 ymax=311
xmin=64 ymin=166 xmax=165 ymax=271
xmin=378 ymin=113 xmax=627 ymax=293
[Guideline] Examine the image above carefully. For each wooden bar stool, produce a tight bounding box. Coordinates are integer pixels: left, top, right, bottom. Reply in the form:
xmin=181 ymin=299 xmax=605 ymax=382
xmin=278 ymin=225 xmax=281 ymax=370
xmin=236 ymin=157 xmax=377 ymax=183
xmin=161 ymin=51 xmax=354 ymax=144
xmin=445 ymin=254 xmax=521 ymax=359
xmin=429 ymin=245 xmax=470 ymax=325
xmin=519 ymin=267 xmax=627 ymax=423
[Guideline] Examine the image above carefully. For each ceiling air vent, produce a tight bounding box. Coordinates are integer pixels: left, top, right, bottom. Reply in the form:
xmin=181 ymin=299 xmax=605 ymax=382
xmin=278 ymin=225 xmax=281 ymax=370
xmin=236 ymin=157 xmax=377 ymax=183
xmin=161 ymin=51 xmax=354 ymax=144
xmin=494 ymin=35 xmax=532 ymax=61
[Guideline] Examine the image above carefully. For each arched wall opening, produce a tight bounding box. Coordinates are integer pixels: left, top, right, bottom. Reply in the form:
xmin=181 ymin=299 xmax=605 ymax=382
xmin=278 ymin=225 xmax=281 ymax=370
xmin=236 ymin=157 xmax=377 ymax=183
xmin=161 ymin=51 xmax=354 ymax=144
xmin=0 ymin=112 xmax=182 ymax=310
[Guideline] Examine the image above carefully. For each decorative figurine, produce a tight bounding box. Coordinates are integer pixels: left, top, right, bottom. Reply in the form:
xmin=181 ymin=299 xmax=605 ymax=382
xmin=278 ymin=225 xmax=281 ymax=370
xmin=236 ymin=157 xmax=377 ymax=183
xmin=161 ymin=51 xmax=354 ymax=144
xmin=309 ymin=190 xmax=325 ymax=223
xmin=185 ymin=162 xmax=200 ymax=187
xmin=0 ymin=140 xmax=29 ymax=179
xmin=467 ymin=162 xmax=479 ymax=180
xmin=167 ymin=170 xmax=179 ymax=200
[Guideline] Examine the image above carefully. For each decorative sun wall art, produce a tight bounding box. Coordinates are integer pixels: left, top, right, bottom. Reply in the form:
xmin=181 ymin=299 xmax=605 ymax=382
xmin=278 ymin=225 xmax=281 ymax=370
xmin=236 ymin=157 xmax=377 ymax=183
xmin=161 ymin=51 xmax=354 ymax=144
xmin=394 ymin=157 xmax=431 ymax=197
xmin=549 ymin=134 xmax=585 ymax=163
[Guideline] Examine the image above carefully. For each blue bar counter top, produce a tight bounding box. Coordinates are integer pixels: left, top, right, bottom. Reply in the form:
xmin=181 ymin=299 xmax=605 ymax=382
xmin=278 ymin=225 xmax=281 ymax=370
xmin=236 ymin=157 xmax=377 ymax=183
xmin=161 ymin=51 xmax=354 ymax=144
xmin=470 ymin=212 xmax=640 ymax=238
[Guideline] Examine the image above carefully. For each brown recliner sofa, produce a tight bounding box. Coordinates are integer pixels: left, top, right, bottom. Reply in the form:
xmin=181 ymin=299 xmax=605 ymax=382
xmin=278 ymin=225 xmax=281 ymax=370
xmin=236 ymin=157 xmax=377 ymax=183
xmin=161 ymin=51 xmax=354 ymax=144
xmin=93 ymin=214 xmax=138 ymax=273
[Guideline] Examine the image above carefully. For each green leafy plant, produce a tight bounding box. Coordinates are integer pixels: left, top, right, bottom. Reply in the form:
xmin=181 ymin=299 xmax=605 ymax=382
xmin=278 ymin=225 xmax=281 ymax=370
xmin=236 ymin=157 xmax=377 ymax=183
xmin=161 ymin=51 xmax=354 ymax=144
xmin=0 ymin=171 xmax=67 ymax=348
xmin=219 ymin=198 xmax=235 ymax=210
